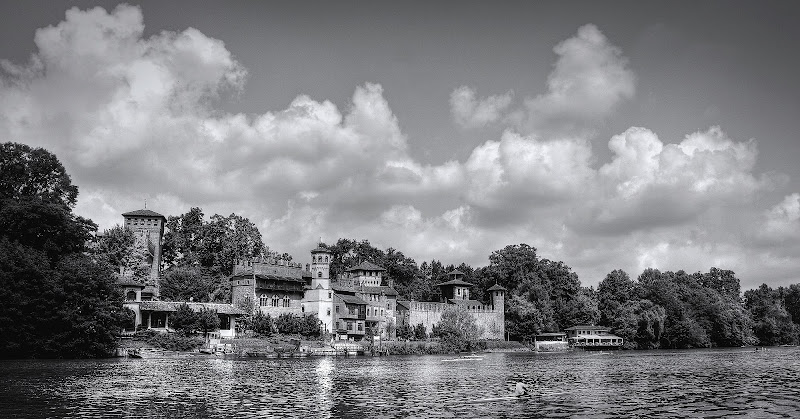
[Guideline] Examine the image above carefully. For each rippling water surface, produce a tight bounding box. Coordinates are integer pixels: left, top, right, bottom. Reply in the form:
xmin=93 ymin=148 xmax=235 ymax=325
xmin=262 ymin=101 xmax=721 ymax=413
xmin=2 ymin=347 xmax=800 ymax=418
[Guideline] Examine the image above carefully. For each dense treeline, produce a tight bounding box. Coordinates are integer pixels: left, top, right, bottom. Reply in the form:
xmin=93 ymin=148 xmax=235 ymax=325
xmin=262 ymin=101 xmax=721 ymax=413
xmin=0 ymin=143 xmax=127 ymax=358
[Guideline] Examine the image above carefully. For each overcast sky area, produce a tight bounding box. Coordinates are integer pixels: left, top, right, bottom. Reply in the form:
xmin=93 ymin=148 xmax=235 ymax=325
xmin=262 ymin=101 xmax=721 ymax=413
xmin=2 ymin=1 xmax=799 ymax=289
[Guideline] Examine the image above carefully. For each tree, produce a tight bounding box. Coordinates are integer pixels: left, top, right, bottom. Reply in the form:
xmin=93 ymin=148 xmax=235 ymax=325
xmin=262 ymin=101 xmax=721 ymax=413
xmin=435 ymin=305 xmax=483 ymax=352
xmin=251 ymin=311 xmax=275 ymax=337
xmin=597 ymin=269 xmax=635 ymax=326
xmin=196 ymin=307 xmax=221 ymax=339
xmin=160 ymin=267 xmax=213 ymax=302
xmin=0 ymin=143 xmax=123 ymax=358
xmin=413 ymin=323 xmax=427 ymax=340
xmin=170 ymin=303 xmax=199 ymax=336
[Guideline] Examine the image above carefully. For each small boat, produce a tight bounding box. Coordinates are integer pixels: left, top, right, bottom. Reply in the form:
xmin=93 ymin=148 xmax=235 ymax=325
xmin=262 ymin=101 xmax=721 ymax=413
xmin=127 ymin=349 xmax=142 ymax=358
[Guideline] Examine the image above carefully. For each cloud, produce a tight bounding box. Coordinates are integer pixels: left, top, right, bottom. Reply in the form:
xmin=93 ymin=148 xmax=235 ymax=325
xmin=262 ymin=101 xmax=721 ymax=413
xmin=1 ymin=7 xmax=795 ymax=290
xmin=449 ymin=86 xmax=513 ymax=128
xmin=509 ymin=24 xmax=635 ymax=137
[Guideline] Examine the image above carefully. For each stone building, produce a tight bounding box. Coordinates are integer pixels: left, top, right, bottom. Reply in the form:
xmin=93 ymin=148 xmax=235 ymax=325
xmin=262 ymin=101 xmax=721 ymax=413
xmin=397 ymin=271 xmax=506 ymax=340
xmin=229 ymin=258 xmax=310 ymax=316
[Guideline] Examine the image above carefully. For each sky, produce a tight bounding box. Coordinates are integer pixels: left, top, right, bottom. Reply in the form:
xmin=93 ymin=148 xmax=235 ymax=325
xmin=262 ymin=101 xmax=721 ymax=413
xmin=1 ymin=1 xmax=800 ymax=289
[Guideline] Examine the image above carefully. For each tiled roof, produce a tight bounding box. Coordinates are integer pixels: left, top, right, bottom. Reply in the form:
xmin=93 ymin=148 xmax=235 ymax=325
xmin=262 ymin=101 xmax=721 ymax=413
xmin=122 ymin=209 xmax=166 ymax=219
xmin=396 ymin=301 xmax=410 ymax=310
xmin=564 ymin=325 xmax=610 ymax=331
xmin=138 ymin=301 xmax=246 ymax=315
xmin=346 ymin=261 xmax=385 ymax=272
xmin=331 ymin=283 xmax=354 ymax=292
xmin=115 ymin=278 xmax=145 ymax=288
xmin=434 ymin=278 xmax=473 ymax=287
xmin=335 ymin=294 xmax=368 ymax=305
xmin=230 ymin=273 xmax=306 ymax=284
xmin=487 ymin=283 xmax=507 ymax=291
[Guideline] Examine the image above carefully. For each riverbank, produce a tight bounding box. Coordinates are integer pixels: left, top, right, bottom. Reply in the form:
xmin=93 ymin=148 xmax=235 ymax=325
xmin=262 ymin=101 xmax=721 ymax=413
xmin=118 ymin=331 xmax=529 ymax=358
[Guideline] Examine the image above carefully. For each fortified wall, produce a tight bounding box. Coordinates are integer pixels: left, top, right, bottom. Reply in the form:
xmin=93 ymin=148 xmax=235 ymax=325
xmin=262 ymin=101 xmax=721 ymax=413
xmin=407 ymin=301 xmax=505 ymax=340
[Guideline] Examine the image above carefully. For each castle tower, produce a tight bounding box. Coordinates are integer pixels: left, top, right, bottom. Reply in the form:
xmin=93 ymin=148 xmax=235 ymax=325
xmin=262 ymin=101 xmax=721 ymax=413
xmin=122 ymin=209 xmax=166 ymax=289
xmin=304 ymin=243 xmax=334 ymax=334
xmin=310 ymin=244 xmax=331 ymax=289
xmin=487 ymin=283 xmax=506 ymax=312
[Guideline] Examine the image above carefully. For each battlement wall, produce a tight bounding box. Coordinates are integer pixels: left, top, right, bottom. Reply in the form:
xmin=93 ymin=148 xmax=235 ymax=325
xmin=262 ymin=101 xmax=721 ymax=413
xmin=408 ymin=301 xmax=497 ymax=313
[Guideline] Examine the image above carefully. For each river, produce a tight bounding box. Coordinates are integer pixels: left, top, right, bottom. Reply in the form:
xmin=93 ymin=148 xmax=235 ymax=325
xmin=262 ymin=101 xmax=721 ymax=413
xmin=2 ymin=347 xmax=799 ymax=418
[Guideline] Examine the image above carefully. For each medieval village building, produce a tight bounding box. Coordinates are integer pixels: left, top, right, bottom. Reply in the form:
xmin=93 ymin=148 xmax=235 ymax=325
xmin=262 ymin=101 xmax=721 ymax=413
xmin=118 ymin=208 xmax=506 ymax=341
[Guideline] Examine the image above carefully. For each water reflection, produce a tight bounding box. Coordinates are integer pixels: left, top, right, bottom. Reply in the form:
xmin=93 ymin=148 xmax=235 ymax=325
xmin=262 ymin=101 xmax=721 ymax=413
xmin=2 ymin=348 xmax=800 ymax=417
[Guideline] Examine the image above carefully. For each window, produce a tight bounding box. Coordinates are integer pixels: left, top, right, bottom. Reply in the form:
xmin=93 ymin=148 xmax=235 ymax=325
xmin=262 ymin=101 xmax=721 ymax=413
xmin=357 ymin=323 xmax=363 ymax=331
xmin=325 ymin=256 xmax=328 ymax=262
xmin=271 ymin=295 xmax=278 ymax=307
xmin=457 ymin=288 xmax=461 ymax=295
xmin=302 ymin=306 xmax=305 ymax=313
xmin=260 ymin=294 xmax=268 ymax=307
xmin=283 ymin=296 xmax=290 ymax=307
xmin=347 ymin=321 xmax=354 ymax=330
xmin=327 ymin=308 xmax=331 ymax=316
xmin=328 ymin=292 xmax=332 ymax=299
xmin=126 ymin=290 xmax=137 ymax=301
xmin=318 ymin=271 xmax=322 ymax=278
xmin=336 ymin=321 xmax=340 ymax=330
xmin=335 ymin=305 xmax=340 ymax=313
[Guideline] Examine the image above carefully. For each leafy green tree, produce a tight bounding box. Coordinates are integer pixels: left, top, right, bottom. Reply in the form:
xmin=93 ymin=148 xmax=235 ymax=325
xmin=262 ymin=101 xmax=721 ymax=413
xmin=597 ymin=269 xmax=636 ymax=326
xmin=170 ymin=303 xmax=199 ymax=336
xmin=413 ymin=323 xmax=427 ymax=340
xmin=196 ymin=307 xmax=221 ymax=339
xmin=435 ymin=305 xmax=482 ymax=352
xmin=745 ymin=284 xmax=798 ymax=346
xmin=0 ymin=143 xmax=123 ymax=358
xmin=160 ymin=267 xmax=213 ymax=302
xmin=397 ymin=323 xmax=413 ymax=340
xmin=251 ymin=311 xmax=275 ymax=337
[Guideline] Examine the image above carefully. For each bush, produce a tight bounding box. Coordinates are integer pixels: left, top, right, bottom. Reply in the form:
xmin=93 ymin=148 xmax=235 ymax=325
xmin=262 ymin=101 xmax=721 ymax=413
xmin=252 ymin=311 xmax=275 ymax=337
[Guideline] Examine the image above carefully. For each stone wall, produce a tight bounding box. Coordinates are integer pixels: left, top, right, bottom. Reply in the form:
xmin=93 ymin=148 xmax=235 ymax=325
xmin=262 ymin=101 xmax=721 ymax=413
xmin=406 ymin=302 xmax=504 ymax=340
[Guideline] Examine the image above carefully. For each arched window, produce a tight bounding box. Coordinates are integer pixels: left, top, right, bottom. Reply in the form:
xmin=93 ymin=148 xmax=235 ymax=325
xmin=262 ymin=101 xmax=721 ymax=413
xmin=125 ymin=290 xmax=137 ymax=301
xmin=271 ymin=295 xmax=279 ymax=307
xmin=283 ymin=296 xmax=290 ymax=307
xmin=260 ymin=294 xmax=268 ymax=307
xmin=325 ymin=256 xmax=328 ymax=262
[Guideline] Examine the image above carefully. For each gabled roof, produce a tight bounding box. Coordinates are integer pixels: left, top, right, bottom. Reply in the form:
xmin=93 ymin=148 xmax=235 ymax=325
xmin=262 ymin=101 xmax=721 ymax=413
xmin=396 ymin=301 xmax=410 ymax=310
xmin=346 ymin=261 xmax=385 ymax=272
xmin=115 ymin=278 xmax=145 ymax=288
xmin=335 ymin=294 xmax=368 ymax=305
xmin=230 ymin=273 xmax=306 ymax=284
xmin=137 ymin=301 xmax=246 ymax=315
xmin=122 ymin=209 xmax=166 ymax=219
xmin=434 ymin=278 xmax=473 ymax=287
xmin=487 ymin=283 xmax=507 ymax=291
